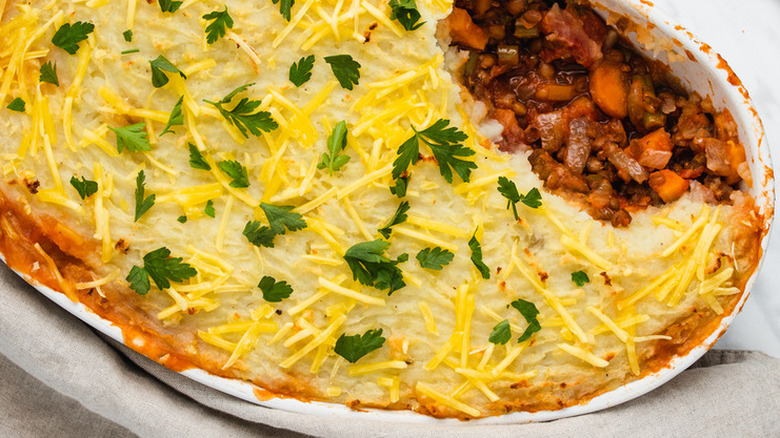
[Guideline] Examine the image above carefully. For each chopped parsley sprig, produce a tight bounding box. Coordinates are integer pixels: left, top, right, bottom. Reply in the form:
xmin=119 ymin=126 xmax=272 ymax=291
xmin=39 ymin=61 xmax=59 ymax=86
xmin=218 ymin=159 xmax=249 ymax=188
xmin=571 ymin=270 xmax=590 ymax=287
xmin=51 ymin=21 xmax=94 ymax=55
xmin=159 ymin=0 xmax=183 ymax=13
xmin=205 ymin=83 xmax=278 ymax=138
xmin=344 ymin=240 xmax=408 ymax=295
xmin=110 ymin=123 xmax=151 ymax=153
xmin=469 ymin=229 xmax=490 ymax=279
xmin=511 ymin=298 xmax=541 ymax=342
xmin=243 ymin=203 xmax=307 ymax=248
xmin=289 ymin=55 xmax=315 ymax=87
xmin=416 ymin=247 xmax=454 ymax=270
xmin=258 ymin=275 xmax=294 ymax=302
xmin=188 ymin=144 xmax=211 ymax=170
xmin=390 ymin=174 xmax=409 ymax=198
xmin=134 ymin=170 xmax=156 ymax=221
xmin=203 ymin=6 xmax=234 ymax=44
xmin=318 ymin=120 xmax=350 ymax=175
xmin=160 ymin=96 xmax=184 ymax=136
xmin=272 ymin=0 xmax=295 ymax=21
xmin=389 ymin=0 xmax=425 ymax=31
xmin=204 ymin=200 xmax=215 ymax=218
xmin=378 ymin=201 xmax=409 ymax=239
xmin=324 ymin=54 xmax=361 ymax=90
xmin=7 ymin=98 xmax=25 ymax=112
xmin=126 ymin=247 xmax=197 ymax=295
xmin=498 ymin=177 xmax=543 ymax=219
xmin=70 ymin=176 xmax=97 ymax=199
xmin=149 ymin=55 xmax=186 ymax=88
xmin=334 ymin=329 xmax=386 ymax=363
xmin=393 ymin=119 xmax=476 ymax=184
xmin=489 ymin=320 xmax=511 ymax=345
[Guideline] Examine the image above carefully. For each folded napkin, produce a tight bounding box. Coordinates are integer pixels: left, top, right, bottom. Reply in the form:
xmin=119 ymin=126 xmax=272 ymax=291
xmin=2 ymin=265 xmax=779 ymax=438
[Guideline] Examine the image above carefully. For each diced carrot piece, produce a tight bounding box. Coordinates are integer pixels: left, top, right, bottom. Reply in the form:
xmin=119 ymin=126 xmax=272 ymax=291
xmin=649 ymin=169 xmax=689 ymax=203
xmin=630 ymin=129 xmax=674 ymax=169
xmin=589 ymin=61 xmax=628 ymax=119
xmin=446 ymin=8 xmax=489 ymax=50
xmin=726 ymin=141 xmax=746 ymax=175
xmin=637 ymin=128 xmax=674 ymax=151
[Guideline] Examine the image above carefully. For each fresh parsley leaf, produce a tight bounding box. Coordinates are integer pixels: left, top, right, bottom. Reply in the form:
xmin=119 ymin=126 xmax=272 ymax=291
xmin=39 ymin=61 xmax=59 ymax=86
xmin=393 ymin=119 xmax=476 ymax=184
xmin=510 ymin=298 xmax=541 ymax=343
xmin=126 ymin=247 xmax=197 ymax=295
xmin=416 ymin=247 xmax=454 ymax=270
xmin=571 ymin=270 xmax=590 ymax=287
xmin=258 ymin=276 xmax=293 ymax=302
xmin=289 ymin=55 xmax=314 ymax=87
xmin=159 ymin=96 xmax=184 ymax=136
xmin=344 ymin=240 xmax=408 ymax=295
xmin=469 ymin=230 xmax=490 ymax=279
xmin=204 ymin=200 xmax=215 ymax=218
xmin=324 ymin=54 xmax=361 ymax=90
xmin=389 ymin=175 xmax=409 ymax=198
xmin=203 ymin=6 xmax=234 ymax=44
xmin=188 ymin=144 xmax=211 ymax=170
xmin=123 ymin=30 xmax=133 ymax=42
xmin=6 ymin=98 xmax=25 ymax=112
xmin=218 ymin=160 xmax=249 ymax=188
xmin=271 ymin=0 xmax=295 ymax=21
xmin=243 ymin=204 xmax=306 ymax=248
xmin=177 ymin=215 xmax=187 ymax=223
xmin=51 ymin=21 xmax=94 ymax=55
xmin=317 ymin=120 xmax=350 ymax=175
xmin=205 ymin=84 xmax=278 ymax=138
xmin=127 ymin=266 xmax=151 ymax=295
xmin=110 ymin=123 xmax=151 ymax=153
xmin=520 ymin=187 xmax=542 ymax=209
xmin=489 ymin=319 xmax=511 ymax=345
xmin=149 ymin=55 xmax=186 ymax=88
xmin=242 ymin=221 xmax=277 ymax=248
xmin=134 ymin=170 xmax=156 ymax=221
xmin=259 ymin=203 xmax=307 ymax=234
xmin=158 ymin=0 xmax=183 ymax=13
xmin=389 ymin=0 xmax=425 ymax=31
xmin=334 ymin=329 xmax=386 ymax=363
xmin=497 ymin=176 xmax=521 ymax=220
xmin=378 ymin=201 xmax=409 ymax=239
xmin=69 ymin=176 xmax=97 ymax=199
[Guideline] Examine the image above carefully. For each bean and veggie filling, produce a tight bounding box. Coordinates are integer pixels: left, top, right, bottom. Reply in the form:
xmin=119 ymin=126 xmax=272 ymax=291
xmin=445 ymin=0 xmax=750 ymax=226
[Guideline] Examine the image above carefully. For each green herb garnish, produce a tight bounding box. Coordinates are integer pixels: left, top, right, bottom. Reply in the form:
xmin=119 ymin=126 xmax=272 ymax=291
xmin=289 ymin=55 xmax=315 ymax=87
xmin=258 ymin=275 xmax=294 ymax=302
xmin=324 ymin=54 xmax=361 ymax=90
xmin=69 ymin=176 xmax=98 ymax=199
xmin=203 ymin=6 xmax=234 ymax=44
xmin=126 ymin=247 xmax=197 ymax=295
xmin=334 ymin=329 xmax=386 ymax=363
xmin=344 ymin=240 xmax=408 ymax=295
xmin=378 ymin=201 xmax=409 ymax=239
xmin=393 ymin=119 xmax=475 ymax=184
xmin=317 ymin=120 xmax=350 ymax=175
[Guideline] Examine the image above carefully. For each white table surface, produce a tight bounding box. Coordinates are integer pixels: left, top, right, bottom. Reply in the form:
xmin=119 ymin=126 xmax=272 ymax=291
xmin=648 ymin=0 xmax=780 ymax=357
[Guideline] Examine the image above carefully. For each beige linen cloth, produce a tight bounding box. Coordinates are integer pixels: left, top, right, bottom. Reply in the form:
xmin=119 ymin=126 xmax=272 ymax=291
xmin=1 ymin=265 xmax=779 ymax=438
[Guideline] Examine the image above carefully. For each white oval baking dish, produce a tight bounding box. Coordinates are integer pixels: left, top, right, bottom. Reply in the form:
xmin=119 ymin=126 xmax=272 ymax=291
xmin=8 ymin=0 xmax=775 ymax=424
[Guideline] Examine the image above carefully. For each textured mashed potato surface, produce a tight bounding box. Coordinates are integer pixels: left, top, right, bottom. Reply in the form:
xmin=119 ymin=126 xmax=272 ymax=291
xmin=0 ymin=0 xmax=763 ymax=418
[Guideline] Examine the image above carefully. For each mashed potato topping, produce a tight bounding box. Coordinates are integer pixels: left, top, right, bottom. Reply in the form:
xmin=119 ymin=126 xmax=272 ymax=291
xmin=0 ymin=0 xmax=764 ymax=418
